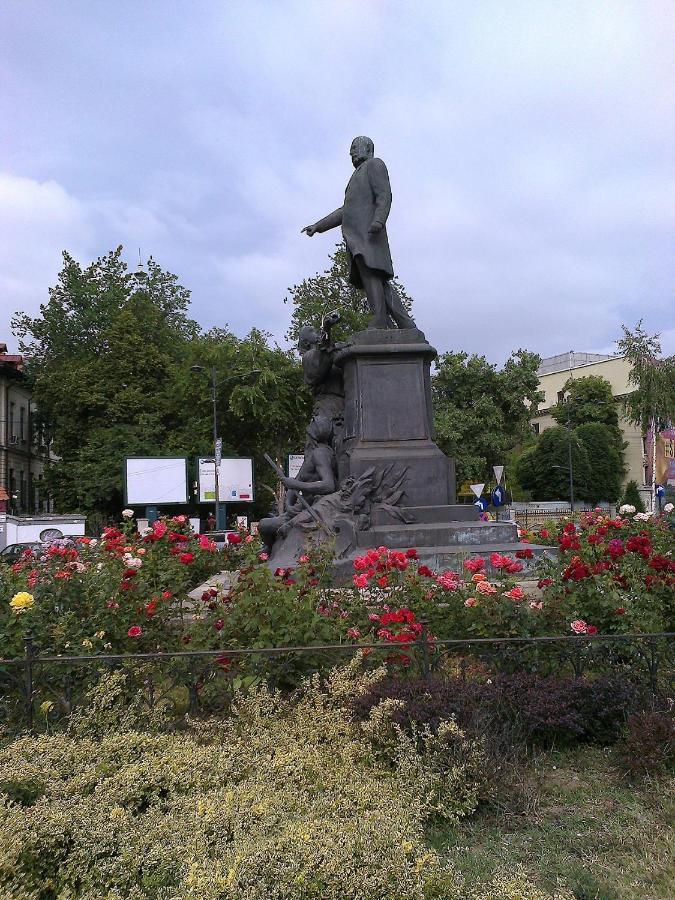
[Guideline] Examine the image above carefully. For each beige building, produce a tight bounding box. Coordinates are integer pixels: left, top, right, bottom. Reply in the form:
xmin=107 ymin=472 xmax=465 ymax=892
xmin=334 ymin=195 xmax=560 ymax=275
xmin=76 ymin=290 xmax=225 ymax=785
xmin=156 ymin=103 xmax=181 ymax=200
xmin=531 ymin=352 xmax=649 ymax=507
xmin=0 ymin=343 xmax=52 ymax=515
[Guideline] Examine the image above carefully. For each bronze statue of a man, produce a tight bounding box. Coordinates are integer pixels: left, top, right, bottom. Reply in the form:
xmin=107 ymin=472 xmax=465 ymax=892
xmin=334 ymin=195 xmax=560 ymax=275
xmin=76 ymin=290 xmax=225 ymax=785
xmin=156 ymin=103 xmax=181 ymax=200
xmin=302 ymin=136 xmax=416 ymax=331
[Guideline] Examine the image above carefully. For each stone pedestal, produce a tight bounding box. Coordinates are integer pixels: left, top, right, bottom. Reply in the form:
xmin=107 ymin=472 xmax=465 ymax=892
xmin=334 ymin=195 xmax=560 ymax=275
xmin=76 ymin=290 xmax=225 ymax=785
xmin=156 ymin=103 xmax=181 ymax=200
xmin=336 ymin=328 xmax=456 ymax=506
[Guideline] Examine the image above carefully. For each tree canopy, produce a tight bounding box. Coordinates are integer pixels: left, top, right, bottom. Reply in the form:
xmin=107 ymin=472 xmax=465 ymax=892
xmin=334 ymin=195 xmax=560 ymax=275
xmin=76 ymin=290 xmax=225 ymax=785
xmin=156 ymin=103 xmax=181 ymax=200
xmin=284 ymin=241 xmax=413 ymax=343
xmin=12 ymin=249 xmax=310 ymax=524
xmin=551 ymin=375 xmax=619 ymax=428
xmin=617 ymin=321 xmax=675 ymax=432
xmin=432 ymin=350 xmax=543 ymax=488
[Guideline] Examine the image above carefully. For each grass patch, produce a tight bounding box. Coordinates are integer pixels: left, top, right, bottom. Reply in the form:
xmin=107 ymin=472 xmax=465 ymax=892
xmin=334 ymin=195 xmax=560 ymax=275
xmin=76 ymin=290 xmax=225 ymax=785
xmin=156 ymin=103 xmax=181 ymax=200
xmin=431 ymin=745 xmax=675 ymax=899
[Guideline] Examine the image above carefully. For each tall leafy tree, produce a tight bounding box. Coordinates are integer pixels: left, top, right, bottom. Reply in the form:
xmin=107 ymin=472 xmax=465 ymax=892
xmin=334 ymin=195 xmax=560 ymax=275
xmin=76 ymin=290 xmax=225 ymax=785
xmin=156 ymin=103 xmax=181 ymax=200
xmin=516 ymin=426 xmax=593 ymax=502
xmin=12 ymin=249 xmax=311 ymax=523
xmin=617 ymin=321 xmax=675 ymax=432
xmin=12 ymin=249 xmax=199 ymax=518
xmin=284 ymin=241 xmax=413 ymax=343
xmin=551 ymin=375 xmax=619 ymax=428
xmin=432 ymin=350 xmax=543 ymax=487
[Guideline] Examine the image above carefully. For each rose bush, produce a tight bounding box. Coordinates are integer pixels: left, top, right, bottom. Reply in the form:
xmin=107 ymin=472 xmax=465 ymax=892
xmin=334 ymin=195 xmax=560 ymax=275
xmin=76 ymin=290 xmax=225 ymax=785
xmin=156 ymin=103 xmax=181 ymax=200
xmin=2 ymin=508 xmax=672 ymax=670
xmin=0 ymin=516 xmax=225 ymax=659
xmin=520 ymin=508 xmax=674 ymax=634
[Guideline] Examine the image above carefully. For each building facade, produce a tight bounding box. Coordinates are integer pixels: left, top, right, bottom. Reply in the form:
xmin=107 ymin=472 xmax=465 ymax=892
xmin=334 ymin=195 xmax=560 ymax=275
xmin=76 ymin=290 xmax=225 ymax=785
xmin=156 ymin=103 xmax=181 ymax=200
xmin=531 ymin=352 xmax=650 ymax=507
xmin=0 ymin=343 xmax=52 ymax=515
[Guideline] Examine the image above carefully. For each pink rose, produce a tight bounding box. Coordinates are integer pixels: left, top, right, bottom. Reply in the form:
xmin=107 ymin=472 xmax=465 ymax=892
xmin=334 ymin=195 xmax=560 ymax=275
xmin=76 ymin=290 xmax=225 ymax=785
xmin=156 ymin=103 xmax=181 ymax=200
xmin=127 ymin=625 xmax=142 ymax=638
xmin=570 ymin=619 xmax=588 ymax=634
xmin=258 ymin=552 xmax=269 ymax=561
xmin=464 ymin=597 xmax=478 ymax=607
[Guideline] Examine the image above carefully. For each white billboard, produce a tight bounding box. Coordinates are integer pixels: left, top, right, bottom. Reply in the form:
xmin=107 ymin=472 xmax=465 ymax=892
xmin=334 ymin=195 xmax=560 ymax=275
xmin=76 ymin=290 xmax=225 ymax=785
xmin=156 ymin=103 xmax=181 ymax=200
xmin=124 ymin=458 xmax=189 ymax=505
xmin=198 ymin=457 xmax=254 ymax=503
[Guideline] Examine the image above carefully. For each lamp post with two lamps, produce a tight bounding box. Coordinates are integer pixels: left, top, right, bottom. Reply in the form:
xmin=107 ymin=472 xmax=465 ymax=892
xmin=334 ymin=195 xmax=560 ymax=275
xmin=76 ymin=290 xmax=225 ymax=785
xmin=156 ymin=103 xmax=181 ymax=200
xmin=190 ymin=366 xmax=261 ymax=530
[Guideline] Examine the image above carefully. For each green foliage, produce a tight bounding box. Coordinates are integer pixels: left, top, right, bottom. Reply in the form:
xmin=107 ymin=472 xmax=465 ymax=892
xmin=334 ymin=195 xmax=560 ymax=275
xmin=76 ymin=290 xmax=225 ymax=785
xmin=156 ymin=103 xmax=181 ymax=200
xmin=621 ymin=479 xmax=646 ymax=513
xmin=617 ymin=321 xmax=675 ymax=432
xmin=516 ymin=425 xmax=592 ymax=502
xmin=11 ymin=248 xmax=310 ymax=521
xmin=0 ymin=659 xmax=486 ymax=898
xmin=284 ymin=240 xmax=413 ymax=343
xmin=574 ymin=423 xmax=626 ymax=503
xmin=432 ymin=350 xmax=543 ymax=486
xmin=551 ymin=375 xmax=619 ymax=428
xmin=517 ymin=422 xmax=625 ymax=503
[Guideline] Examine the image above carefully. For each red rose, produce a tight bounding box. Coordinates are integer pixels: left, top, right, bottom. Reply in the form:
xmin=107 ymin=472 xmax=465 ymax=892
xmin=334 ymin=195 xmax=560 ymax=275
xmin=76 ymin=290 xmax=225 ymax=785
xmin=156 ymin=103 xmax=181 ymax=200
xmin=179 ymin=552 xmax=195 ymax=565
xmin=214 ymin=619 xmax=224 ymax=631
xmin=405 ymin=548 xmax=418 ymax=559
xmin=227 ymin=532 xmax=242 ymax=545
xmin=127 ymin=625 xmax=142 ymax=638
xmin=417 ymin=565 xmax=433 ymax=577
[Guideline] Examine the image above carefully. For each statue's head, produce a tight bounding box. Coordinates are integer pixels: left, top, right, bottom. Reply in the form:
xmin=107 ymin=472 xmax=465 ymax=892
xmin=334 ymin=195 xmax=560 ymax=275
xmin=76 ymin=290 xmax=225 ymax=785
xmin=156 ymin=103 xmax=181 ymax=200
xmin=306 ymin=415 xmax=333 ymax=445
xmin=350 ymin=135 xmax=374 ymax=168
xmin=297 ymin=325 xmax=320 ymax=354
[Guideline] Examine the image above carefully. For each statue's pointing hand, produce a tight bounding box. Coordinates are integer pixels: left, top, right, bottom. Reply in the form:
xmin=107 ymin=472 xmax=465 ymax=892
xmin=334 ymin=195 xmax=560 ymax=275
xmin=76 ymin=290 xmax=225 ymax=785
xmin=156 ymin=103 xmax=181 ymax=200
xmin=368 ymin=221 xmax=384 ymax=234
xmin=301 ymin=224 xmax=317 ymax=237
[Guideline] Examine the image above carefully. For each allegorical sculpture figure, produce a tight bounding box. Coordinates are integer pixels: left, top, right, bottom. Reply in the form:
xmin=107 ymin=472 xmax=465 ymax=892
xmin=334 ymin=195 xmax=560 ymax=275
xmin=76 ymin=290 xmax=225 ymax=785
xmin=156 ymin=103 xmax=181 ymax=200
xmin=302 ymin=136 xmax=416 ymax=331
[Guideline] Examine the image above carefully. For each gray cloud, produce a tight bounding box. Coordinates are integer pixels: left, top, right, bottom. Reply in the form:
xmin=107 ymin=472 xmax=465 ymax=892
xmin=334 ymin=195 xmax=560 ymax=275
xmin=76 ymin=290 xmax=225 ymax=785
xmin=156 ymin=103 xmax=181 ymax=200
xmin=1 ymin=0 xmax=673 ymax=362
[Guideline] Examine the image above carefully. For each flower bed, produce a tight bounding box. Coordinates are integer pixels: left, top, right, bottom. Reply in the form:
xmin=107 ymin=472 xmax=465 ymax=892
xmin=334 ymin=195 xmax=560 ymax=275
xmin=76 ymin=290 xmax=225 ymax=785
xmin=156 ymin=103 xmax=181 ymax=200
xmin=2 ymin=509 xmax=673 ymax=668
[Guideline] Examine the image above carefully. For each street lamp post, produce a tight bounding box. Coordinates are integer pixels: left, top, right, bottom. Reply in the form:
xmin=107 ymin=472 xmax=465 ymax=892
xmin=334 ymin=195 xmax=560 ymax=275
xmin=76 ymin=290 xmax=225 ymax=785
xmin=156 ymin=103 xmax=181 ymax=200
xmin=190 ymin=366 xmax=261 ymax=530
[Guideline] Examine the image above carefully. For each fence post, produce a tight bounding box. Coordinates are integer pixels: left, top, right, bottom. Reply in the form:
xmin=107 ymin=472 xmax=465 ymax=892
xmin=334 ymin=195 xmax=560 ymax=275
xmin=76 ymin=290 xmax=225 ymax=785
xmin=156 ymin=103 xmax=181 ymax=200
xmin=24 ymin=630 xmax=35 ymax=731
xmin=418 ymin=621 xmax=430 ymax=682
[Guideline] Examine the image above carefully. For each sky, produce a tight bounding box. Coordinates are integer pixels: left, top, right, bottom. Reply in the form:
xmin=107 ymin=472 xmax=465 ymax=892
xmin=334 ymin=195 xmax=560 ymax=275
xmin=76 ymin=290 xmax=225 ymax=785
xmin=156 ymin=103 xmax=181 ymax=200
xmin=1 ymin=0 xmax=674 ymax=363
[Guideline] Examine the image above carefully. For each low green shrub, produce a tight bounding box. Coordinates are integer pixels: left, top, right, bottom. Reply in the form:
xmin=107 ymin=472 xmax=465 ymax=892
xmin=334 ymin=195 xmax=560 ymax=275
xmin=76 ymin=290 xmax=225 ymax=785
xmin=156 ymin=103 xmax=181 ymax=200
xmin=0 ymin=657 xmax=489 ymax=899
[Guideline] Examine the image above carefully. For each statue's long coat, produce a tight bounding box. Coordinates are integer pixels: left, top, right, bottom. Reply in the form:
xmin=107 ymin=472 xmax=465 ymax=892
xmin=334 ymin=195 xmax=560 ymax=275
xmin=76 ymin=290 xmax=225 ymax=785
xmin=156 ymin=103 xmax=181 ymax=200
xmin=313 ymin=157 xmax=394 ymax=287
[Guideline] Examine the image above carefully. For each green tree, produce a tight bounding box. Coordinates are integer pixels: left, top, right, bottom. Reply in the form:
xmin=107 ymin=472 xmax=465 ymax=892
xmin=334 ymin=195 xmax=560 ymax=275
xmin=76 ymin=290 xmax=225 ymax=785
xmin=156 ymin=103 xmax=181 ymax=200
xmin=432 ymin=350 xmax=543 ymax=487
xmin=617 ymin=321 xmax=675 ymax=433
xmin=574 ymin=423 xmax=626 ymax=503
xmin=621 ymin=479 xmax=646 ymax=513
xmin=12 ymin=249 xmax=199 ymax=518
xmin=516 ymin=425 xmax=593 ymax=502
xmin=12 ymin=249 xmax=312 ymax=523
xmin=551 ymin=375 xmax=619 ymax=428
xmin=284 ymin=241 xmax=413 ymax=343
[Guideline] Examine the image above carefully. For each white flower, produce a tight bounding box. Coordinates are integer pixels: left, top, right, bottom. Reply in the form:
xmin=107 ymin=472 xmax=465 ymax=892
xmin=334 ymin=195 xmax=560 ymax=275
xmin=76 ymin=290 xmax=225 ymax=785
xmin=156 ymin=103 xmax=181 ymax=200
xmin=619 ymin=504 xmax=635 ymax=515
xmin=634 ymin=512 xmax=651 ymax=521
xmin=124 ymin=556 xmax=143 ymax=569
xmin=89 ymin=538 xmax=98 ymax=547
xmin=664 ymin=502 xmax=674 ymax=513
xmin=122 ymin=509 xmax=134 ymax=518
xmin=140 ymin=526 xmax=153 ymax=537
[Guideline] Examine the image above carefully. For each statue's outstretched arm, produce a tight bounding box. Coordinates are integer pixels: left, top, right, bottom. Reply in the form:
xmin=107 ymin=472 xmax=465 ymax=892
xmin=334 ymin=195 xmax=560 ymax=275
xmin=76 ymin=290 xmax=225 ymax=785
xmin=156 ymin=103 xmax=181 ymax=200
xmin=302 ymin=207 xmax=343 ymax=237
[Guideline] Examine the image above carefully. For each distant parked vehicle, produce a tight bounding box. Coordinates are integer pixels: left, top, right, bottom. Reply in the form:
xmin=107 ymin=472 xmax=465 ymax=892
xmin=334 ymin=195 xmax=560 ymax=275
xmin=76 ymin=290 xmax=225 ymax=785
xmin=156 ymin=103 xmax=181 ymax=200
xmin=204 ymin=531 xmax=238 ymax=550
xmin=0 ymin=543 xmax=43 ymax=565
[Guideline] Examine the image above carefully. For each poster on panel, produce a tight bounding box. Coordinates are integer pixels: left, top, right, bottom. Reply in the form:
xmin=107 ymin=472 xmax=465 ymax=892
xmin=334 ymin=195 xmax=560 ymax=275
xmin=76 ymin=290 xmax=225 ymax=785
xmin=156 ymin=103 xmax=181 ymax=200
xmin=198 ymin=457 xmax=254 ymax=502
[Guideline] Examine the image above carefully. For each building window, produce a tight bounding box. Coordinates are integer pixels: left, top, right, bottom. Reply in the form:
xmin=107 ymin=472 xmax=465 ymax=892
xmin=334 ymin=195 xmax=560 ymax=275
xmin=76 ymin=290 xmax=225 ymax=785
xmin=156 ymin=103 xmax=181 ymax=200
xmin=557 ymin=390 xmax=565 ymax=404
xmin=19 ymin=471 xmax=26 ymax=511
xmin=532 ymin=422 xmax=540 ymax=435
xmin=19 ymin=406 xmax=25 ymax=442
xmin=9 ymin=402 xmax=15 ymax=438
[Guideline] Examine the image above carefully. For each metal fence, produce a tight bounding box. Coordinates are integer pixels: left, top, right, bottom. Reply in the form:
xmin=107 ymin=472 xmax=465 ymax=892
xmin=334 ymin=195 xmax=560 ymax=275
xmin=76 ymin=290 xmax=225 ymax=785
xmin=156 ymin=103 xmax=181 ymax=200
xmin=1 ymin=630 xmax=673 ymax=733
xmin=512 ymin=508 xmax=596 ymax=530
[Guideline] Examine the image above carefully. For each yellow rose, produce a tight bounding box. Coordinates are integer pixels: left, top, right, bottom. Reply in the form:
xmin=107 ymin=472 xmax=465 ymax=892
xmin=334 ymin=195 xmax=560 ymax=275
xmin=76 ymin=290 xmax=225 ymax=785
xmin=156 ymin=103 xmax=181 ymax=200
xmin=9 ymin=591 xmax=34 ymax=614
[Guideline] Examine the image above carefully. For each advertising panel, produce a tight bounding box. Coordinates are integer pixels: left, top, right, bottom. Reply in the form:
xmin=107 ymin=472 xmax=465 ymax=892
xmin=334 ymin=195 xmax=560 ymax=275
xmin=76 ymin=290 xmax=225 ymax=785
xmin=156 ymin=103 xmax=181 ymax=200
xmin=198 ymin=457 xmax=254 ymax=503
xmin=124 ymin=458 xmax=188 ymax=505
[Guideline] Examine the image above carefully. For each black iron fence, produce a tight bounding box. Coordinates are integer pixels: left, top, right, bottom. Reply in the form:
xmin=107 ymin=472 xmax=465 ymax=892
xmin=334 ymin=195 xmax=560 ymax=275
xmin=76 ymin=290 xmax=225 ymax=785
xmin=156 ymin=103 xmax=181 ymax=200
xmin=512 ymin=508 xmax=596 ymax=530
xmin=1 ymin=631 xmax=673 ymax=733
